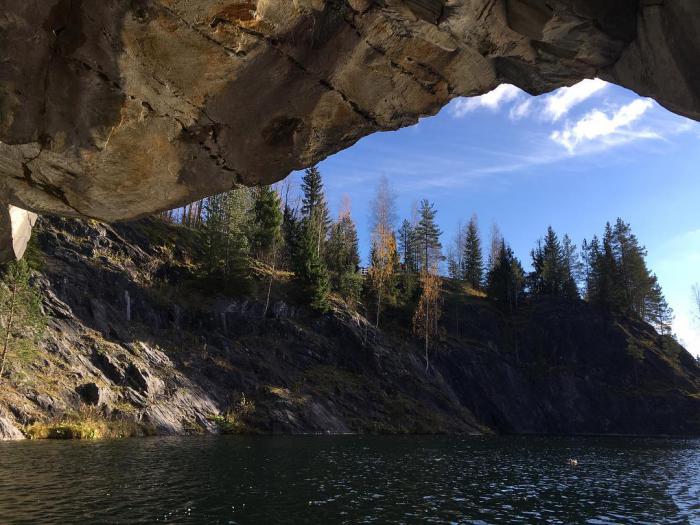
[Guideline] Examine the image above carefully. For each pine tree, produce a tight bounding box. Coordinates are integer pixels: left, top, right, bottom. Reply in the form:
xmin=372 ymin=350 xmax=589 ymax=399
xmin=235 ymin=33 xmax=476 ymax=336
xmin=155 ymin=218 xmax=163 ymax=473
xmin=414 ymin=199 xmax=442 ymax=271
xmin=0 ymin=260 xmax=45 ymax=381
xmin=462 ymin=216 xmax=484 ymax=290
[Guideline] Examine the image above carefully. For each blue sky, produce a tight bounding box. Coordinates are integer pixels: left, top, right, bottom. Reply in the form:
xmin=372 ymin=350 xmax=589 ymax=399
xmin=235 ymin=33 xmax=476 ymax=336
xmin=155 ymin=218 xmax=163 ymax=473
xmin=285 ymin=80 xmax=700 ymax=356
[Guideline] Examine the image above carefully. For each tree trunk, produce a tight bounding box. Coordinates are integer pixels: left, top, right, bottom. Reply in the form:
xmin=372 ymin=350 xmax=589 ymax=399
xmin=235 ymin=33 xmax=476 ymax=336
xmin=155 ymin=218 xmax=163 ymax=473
xmin=0 ymin=281 xmax=18 ymax=380
xmin=424 ymin=302 xmax=430 ymax=372
xmin=263 ymin=263 xmax=275 ymax=319
xmin=375 ymin=287 xmax=382 ymax=329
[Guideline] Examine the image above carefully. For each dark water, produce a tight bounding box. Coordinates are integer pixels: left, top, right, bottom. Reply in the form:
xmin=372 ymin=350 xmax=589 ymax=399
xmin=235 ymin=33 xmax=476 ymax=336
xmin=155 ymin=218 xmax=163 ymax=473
xmin=0 ymin=435 xmax=699 ymax=524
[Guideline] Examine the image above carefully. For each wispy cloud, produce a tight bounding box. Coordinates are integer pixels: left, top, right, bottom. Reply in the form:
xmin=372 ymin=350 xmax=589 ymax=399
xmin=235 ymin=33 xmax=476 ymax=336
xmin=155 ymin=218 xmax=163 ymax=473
xmin=542 ymin=78 xmax=608 ymax=121
xmin=550 ymin=99 xmax=657 ymax=153
xmin=451 ymin=84 xmax=522 ymax=117
xmin=509 ymin=99 xmax=533 ymax=120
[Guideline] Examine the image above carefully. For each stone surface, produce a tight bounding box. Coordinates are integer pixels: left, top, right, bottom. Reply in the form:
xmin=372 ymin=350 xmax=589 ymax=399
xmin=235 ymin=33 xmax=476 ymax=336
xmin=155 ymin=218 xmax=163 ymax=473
xmin=0 ymin=414 xmax=24 ymax=441
xmin=0 ymin=204 xmax=37 ymax=262
xmin=1 ymin=0 xmax=699 ymax=240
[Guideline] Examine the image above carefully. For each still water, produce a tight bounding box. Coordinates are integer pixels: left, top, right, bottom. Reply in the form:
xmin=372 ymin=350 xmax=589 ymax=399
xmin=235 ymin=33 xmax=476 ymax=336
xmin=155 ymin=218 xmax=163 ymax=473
xmin=0 ymin=435 xmax=699 ymax=524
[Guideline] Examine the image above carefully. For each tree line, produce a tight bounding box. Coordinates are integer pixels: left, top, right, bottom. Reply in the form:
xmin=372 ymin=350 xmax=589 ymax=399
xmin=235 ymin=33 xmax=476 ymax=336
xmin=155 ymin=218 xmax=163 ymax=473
xmin=161 ymin=166 xmax=676 ymax=361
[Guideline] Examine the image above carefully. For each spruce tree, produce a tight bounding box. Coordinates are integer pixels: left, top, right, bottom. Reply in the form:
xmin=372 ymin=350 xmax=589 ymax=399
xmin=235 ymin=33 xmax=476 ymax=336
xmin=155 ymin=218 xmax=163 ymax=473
xmin=462 ymin=216 xmax=484 ymax=290
xmin=250 ymin=186 xmax=283 ymax=260
xmin=296 ymin=167 xmax=331 ymax=311
xmin=300 ymin=166 xmax=330 ymax=257
xmin=202 ymin=188 xmax=252 ymax=280
xmin=398 ymin=219 xmax=417 ymax=272
xmin=325 ymin=212 xmax=361 ymax=300
xmin=414 ymin=199 xmax=442 ymax=271
xmin=298 ymin=221 xmax=331 ymax=312
xmin=581 ymin=236 xmax=601 ymax=302
xmin=487 ymin=240 xmax=524 ymax=313
xmin=529 ymin=227 xmax=579 ymax=299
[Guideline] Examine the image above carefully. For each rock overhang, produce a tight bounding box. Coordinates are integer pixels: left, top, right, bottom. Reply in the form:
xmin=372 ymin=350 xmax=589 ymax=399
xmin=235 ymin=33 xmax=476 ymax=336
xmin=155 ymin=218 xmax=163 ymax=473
xmin=1 ymin=0 xmax=699 ymax=259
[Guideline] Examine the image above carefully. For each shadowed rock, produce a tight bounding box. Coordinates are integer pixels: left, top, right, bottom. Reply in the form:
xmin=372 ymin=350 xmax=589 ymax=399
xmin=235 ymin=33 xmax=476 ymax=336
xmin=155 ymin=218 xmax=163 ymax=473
xmin=1 ymin=1 xmax=700 ymax=258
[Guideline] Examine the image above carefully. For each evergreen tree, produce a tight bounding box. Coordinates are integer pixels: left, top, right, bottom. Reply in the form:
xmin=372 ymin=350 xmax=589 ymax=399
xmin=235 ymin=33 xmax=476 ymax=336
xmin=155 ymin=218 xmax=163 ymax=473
xmin=202 ymin=188 xmax=252 ymax=279
xmin=326 ymin=210 xmax=361 ymax=300
xmin=584 ymin=219 xmax=673 ymax=332
xmin=0 ymin=260 xmax=45 ymax=381
xmin=398 ymin=219 xmax=417 ymax=272
xmin=300 ymin=167 xmax=330 ymax=258
xmin=298 ymin=222 xmax=331 ymax=312
xmin=462 ymin=216 xmax=484 ymax=290
xmin=487 ymin=240 xmax=525 ymax=313
xmin=561 ymin=234 xmax=581 ymax=299
xmin=528 ymin=227 xmax=579 ymax=299
xmin=296 ymin=167 xmax=331 ymax=311
xmin=581 ymin=237 xmax=601 ymax=301
xmin=414 ymin=199 xmax=442 ymax=271
xmin=281 ymin=202 xmax=301 ymax=270
xmin=250 ymin=186 xmax=283 ymax=260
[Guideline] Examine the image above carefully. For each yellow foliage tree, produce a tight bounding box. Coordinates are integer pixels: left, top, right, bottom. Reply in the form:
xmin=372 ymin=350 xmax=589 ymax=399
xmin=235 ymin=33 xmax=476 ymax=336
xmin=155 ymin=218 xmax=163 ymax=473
xmin=368 ymin=226 xmax=397 ymax=329
xmin=413 ymin=265 xmax=442 ymax=372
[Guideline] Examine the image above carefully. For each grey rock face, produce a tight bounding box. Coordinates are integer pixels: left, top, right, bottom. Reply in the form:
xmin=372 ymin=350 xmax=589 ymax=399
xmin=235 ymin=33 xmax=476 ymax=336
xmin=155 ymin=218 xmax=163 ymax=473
xmin=0 ymin=0 xmax=699 ymax=243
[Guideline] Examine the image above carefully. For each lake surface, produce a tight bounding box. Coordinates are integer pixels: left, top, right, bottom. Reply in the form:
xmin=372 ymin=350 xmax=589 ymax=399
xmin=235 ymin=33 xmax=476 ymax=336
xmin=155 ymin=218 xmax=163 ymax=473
xmin=0 ymin=435 xmax=699 ymax=524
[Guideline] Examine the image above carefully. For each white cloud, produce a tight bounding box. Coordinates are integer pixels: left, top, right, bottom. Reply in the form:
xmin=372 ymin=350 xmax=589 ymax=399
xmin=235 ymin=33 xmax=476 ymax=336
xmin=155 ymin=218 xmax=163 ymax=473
xmin=673 ymin=311 xmax=700 ymax=358
xmin=543 ymin=78 xmax=608 ymax=121
xmin=451 ymin=84 xmax=522 ymax=117
xmin=509 ymin=99 xmax=533 ymax=120
xmin=550 ymin=98 xmax=657 ymax=152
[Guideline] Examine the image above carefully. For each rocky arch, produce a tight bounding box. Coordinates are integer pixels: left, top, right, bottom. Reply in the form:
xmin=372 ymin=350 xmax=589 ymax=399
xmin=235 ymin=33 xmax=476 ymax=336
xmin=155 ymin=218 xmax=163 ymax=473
xmin=1 ymin=0 xmax=699 ymax=259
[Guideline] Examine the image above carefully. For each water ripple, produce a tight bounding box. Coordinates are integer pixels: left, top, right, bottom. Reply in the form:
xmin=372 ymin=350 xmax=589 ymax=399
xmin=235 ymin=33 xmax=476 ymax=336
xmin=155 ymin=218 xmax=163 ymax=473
xmin=0 ymin=436 xmax=698 ymax=524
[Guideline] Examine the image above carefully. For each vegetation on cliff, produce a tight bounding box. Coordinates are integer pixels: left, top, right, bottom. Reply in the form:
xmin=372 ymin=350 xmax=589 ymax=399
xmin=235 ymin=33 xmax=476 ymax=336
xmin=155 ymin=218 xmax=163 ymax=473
xmin=0 ymin=166 xmax=698 ymax=441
